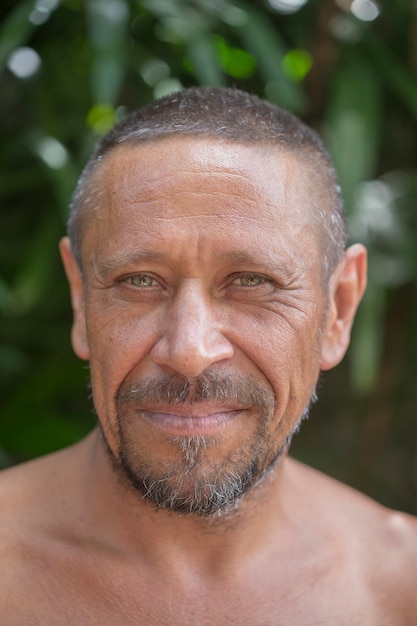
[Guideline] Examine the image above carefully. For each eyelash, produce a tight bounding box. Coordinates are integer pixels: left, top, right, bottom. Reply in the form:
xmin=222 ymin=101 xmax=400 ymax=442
xmin=127 ymin=274 xmax=159 ymax=288
xmin=120 ymin=272 xmax=273 ymax=291
xmin=231 ymin=273 xmax=270 ymax=288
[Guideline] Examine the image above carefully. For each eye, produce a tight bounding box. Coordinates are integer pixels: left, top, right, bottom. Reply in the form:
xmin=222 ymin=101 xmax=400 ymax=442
xmin=231 ymin=273 xmax=269 ymax=287
xmin=128 ymin=274 xmax=158 ymax=288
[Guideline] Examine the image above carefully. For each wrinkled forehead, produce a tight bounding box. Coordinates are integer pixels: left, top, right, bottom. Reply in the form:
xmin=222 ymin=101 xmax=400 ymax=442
xmin=86 ymin=136 xmax=322 ymax=218
xmin=76 ymin=136 xmax=335 ymax=275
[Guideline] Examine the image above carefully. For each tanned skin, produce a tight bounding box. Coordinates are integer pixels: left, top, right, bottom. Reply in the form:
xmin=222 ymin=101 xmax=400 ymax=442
xmin=1 ymin=137 xmax=416 ymax=625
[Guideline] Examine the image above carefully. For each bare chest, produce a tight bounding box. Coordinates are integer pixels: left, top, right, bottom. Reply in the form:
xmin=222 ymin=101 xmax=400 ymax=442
xmin=0 ymin=552 xmax=404 ymax=626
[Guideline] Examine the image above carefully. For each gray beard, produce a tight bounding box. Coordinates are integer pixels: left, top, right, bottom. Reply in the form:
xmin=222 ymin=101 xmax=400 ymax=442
xmin=106 ymin=373 xmax=317 ymax=517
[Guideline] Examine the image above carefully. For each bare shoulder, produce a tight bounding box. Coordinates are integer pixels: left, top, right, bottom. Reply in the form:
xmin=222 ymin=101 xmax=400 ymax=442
xmin=0 ymin=437 xmax=94 ymax=542
xmin=0 ymin=444 xmax=77 ymax=514
xmin=0 ymin=443 xmax=92 ymax=619
xmin=0 ymin=446 xmax=76 ymax=553
xmin=286 ymin=457 xmax=417 ymax=618
xmin=287 ymin=456 xmax=417 ymax=556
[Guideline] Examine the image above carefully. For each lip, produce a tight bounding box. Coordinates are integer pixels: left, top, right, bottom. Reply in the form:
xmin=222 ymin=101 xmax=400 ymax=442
xmin=136 ymin=405 xmax=245 ymax=435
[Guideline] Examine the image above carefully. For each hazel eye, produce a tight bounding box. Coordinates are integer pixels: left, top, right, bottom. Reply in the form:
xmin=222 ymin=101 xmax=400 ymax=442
xmin=233 ymin=274 xmax=267 ymax=287
xmin=129 ymin=274 xmax=158 ymax=288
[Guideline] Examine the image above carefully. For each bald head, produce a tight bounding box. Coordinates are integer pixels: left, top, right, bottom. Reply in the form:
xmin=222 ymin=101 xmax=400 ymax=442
xmin=68 ymin=87 xmax=347 ymax=277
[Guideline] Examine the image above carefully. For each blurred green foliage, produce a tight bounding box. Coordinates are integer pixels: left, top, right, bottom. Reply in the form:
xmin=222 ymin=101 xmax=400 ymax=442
xmin=1 ymin=0 xmax=416 ymax=513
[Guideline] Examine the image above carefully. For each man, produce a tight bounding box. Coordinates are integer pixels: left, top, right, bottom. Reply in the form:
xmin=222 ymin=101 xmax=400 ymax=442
xmin=1 ymin=87 xmax=416 ymax=624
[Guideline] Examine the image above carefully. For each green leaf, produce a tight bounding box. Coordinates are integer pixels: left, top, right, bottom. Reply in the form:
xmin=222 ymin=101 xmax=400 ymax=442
xmin=281 ymin=48 xmax=312 ymax=82
xmin=324 ymin=55 xmax=382 ymax=217
xmin=186 ymin=34 xmax=226 ymax=86
xmin=10 ymin=214 xmax=62 ymax=315
xmin=364 ymin=32 xmax=417 ymax=121
xmin=0 ymin=1 xmax=36 ymax=72
xmin=86 ymin=103 xmax=116 ymax=133
xmin=235 ymin=2 xmax=305 ymax=112
xmin=86 ymin=0 xmax=130 ymax=104
xmin=216 ymin=37 xmax=256 ymax=79
xmin=349 ymin=286 xmax=386 ymax=393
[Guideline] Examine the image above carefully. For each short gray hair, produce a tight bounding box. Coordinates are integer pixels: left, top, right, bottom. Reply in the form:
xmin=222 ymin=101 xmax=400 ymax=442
xmin=68 ymin=87 xmax=347 ymax=275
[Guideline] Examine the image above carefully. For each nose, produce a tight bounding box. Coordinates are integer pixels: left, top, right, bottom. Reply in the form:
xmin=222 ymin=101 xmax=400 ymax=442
xmin=150 ymin=280 xmax=234 ymax=377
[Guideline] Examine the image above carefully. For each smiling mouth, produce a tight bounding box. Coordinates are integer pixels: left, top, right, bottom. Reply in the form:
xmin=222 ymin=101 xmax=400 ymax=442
xmin=137 ymin=406 xmax=244 ymax=435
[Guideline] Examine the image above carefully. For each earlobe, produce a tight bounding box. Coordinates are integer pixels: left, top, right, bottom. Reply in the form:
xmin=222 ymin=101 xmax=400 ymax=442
xmin=320 ymin=244 xmax=367 ymax=371
xmin=59 ymin=237 xmax=90 ymax=361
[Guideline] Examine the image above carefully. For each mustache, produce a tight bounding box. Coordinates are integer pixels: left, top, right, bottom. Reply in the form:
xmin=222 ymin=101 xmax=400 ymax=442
xmin=115 ymin=371 xmax=276 ymax=411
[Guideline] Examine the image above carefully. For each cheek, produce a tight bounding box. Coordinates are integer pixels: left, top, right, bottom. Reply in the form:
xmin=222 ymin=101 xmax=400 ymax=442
xmin=85 ymin=304 xmax=159 ymax=408
xmin=238 ymin=305 xmax=322 ymax=366
xmin=235 ymin=309 xmax=323 ymax=409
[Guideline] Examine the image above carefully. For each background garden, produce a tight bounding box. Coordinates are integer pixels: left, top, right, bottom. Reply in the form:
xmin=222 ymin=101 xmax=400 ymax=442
xmin=1 ymin=0 xmax=417 ymax=513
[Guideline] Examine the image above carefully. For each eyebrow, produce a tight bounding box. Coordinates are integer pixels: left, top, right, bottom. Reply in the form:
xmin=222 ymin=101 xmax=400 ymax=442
xmin=95 ymin=249 xmax=167 ymax=279
xmin=216 ymin=250 xmax=298 ymax=280
xmin=95 ymin=247 xmax=298 ymax=282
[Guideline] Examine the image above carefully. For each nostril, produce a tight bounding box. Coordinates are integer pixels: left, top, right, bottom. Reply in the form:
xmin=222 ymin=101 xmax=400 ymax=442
xmin=150 ymin=328 xmax=234 ymax=378
xmin=150 ymin=347 xmax=232 ymax=378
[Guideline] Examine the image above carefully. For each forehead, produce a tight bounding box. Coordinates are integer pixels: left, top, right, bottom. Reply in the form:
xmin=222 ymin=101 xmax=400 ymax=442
xmin=81 ymin=136 xmax=321 ymax=267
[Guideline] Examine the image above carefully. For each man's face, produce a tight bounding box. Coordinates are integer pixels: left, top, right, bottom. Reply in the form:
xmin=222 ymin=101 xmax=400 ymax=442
xmin=65 ymin=137 xmax=332 ymax=515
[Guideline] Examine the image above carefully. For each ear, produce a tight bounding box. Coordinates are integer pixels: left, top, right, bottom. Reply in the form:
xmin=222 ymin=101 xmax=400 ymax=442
xmin=59 ymin=237 xmax=90 ymax=361
xmin=320 ymin=244 xmax=367 ymax=371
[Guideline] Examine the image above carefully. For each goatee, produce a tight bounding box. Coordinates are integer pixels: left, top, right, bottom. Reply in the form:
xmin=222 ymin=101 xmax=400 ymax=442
xmin=101 ymin=372 xmax=316 ymax=517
